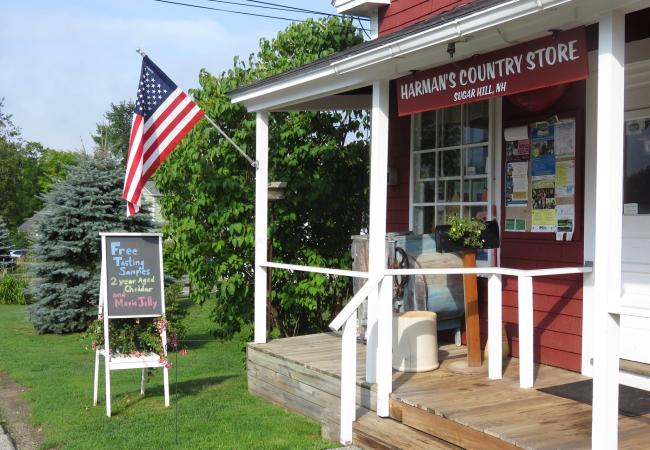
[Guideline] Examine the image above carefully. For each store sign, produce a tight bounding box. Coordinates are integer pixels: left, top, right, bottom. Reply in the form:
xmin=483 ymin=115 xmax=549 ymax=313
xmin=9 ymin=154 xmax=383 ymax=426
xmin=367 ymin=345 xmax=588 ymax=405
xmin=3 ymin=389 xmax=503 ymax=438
xmin=396 ymin=27 xmax=588 ymax=116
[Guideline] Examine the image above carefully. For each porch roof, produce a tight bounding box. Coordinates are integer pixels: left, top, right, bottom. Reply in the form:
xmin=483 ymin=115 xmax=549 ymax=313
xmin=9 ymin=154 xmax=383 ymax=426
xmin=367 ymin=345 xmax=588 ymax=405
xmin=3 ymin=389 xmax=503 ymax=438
xmin=227 ymin=0 xmax=645 ymax=113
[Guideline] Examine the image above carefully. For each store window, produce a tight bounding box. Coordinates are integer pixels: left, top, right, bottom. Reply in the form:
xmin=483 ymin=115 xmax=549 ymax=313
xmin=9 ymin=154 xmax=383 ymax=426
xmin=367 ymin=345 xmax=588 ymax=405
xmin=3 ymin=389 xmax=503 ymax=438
xmin=624 ymin=116 xmax=650 ymax=215
xmin=412 ymin=101 xmax=491 ymax=233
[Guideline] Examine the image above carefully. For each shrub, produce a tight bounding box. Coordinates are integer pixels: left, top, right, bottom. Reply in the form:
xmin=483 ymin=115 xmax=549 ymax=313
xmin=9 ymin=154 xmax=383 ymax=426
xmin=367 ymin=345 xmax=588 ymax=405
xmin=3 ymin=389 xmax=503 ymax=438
xmin=0 ymin=273 xmax=30 ymax=305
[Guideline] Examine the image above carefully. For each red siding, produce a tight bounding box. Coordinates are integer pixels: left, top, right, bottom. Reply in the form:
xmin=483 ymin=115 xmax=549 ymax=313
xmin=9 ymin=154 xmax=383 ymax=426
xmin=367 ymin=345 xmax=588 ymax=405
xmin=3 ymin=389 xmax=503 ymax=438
xmin=500 ymin=81 xmax=586 ymax=372
xmin=387 ymin=80 xmax=411 ymax=233
xmin=378 ymin=0 xmax=479 ymax=37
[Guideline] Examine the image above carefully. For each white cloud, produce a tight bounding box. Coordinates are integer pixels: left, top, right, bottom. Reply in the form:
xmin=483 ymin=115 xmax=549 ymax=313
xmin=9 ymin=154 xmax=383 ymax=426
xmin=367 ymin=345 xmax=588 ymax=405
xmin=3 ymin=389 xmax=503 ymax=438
xmin=0 ymin=11 xmax=267 ymax=150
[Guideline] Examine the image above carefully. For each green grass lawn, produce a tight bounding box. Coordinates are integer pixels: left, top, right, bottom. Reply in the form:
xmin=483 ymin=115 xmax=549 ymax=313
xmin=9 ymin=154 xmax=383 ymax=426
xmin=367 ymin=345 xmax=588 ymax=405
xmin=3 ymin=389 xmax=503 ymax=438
xmin=0 ymin=303 xmax=334 ymax=450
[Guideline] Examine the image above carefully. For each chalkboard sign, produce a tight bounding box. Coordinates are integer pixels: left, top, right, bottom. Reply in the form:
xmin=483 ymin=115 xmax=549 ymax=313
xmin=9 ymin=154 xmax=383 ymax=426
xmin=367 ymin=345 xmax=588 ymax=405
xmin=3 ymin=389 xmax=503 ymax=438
xmin=102 ymin=234 xmax=163 ymax=318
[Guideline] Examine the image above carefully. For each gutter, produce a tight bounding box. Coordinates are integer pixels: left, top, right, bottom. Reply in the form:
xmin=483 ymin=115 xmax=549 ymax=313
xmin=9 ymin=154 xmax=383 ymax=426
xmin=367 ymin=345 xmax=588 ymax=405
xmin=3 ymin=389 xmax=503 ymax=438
xmin=230 ymin=0 xmax=572 ymax=107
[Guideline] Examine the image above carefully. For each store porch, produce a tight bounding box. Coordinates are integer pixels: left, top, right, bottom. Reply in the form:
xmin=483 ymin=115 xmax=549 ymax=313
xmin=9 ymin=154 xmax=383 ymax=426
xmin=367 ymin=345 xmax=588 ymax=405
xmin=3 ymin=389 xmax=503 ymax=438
xmin=247 ymin=332 xmax=650 ymax=450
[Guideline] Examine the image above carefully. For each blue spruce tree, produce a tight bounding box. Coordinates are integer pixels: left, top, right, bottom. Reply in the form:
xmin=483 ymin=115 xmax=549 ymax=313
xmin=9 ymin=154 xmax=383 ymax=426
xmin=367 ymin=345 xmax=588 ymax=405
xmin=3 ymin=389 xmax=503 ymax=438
xmin=28 ymin=156 xmax=152 ymax=333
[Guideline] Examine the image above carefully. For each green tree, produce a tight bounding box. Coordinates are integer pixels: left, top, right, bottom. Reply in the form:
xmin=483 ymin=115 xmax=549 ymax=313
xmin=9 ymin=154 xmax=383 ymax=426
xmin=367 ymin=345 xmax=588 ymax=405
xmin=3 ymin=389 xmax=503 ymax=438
xmin=36 ymin=147 xmax=80 ymax=192
xmin=92 ymin=101 xmax=134 ymax=161
xmin=28 ymin=155 xmax=152 ymax=333
xmin=0 ymin=101 xmax=41 ymax=230
xmin=155 ymin=17 xmax=368 ymax=338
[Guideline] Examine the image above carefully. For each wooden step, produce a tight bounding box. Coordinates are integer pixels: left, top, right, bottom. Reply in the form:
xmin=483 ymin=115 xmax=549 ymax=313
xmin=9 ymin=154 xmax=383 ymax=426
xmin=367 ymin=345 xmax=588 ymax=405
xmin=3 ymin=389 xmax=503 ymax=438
xmin=389 ymin=399 xmax=519 ymax=450
xmin=353 ymin=410 xmax=462 ymax=450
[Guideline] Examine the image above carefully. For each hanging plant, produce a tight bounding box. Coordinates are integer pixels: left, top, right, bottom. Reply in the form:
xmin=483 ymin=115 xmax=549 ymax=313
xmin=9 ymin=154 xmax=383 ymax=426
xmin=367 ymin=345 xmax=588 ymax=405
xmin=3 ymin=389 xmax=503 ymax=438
xmin=434 ymin=215 xmax=500 ymax=253
xmin=447 ymin=215 xmax=487 ymax=249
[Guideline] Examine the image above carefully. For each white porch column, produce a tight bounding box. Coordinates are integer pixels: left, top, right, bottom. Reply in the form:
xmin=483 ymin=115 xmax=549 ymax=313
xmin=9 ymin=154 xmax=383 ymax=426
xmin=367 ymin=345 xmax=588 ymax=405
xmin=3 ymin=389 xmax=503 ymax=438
xmin=254 ymin=111 xmax=269 ymax=344
xmin=366 ymin=79 xmax=390 ymax=383
xmin=592 ymin=11 xmax=625 ymax=449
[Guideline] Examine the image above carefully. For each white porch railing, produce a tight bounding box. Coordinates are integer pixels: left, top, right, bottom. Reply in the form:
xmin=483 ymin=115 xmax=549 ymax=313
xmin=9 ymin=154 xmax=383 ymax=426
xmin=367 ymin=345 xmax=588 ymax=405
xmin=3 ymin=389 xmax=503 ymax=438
xmin=260 ymin=261 xmax=592 ymax=445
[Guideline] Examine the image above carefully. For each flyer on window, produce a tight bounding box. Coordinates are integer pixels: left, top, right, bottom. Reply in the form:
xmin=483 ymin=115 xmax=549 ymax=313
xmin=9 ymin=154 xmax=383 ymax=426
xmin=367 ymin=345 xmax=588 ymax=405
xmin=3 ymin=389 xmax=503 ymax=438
xmin=505 ymin=161 xmax=529 ymax=207
xmin=554 ymin=120 xmax=576 ymax=157
xmin=531 ymin=124 xmax=556 ymax=176
xmin=556 ymin=204 xmax=575 ymax=233
xmin=531 ymin=176 xmax=556 ymax=232
xmin=555 ymin=160 xmax=575 ymax=197
xmin=506 ymin=139 xmax=531 ymax=162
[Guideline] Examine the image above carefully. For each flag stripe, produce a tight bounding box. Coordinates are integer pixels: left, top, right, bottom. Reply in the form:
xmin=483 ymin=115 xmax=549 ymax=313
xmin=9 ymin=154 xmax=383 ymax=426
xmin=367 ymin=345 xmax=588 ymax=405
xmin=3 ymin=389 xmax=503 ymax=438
xmin=142 ymin=98 xmax=194 ymax=161
xmin=143 ymin=108 xmax=204 ymax=181
xmin=123 ymin=114 xmax=145 ymax=203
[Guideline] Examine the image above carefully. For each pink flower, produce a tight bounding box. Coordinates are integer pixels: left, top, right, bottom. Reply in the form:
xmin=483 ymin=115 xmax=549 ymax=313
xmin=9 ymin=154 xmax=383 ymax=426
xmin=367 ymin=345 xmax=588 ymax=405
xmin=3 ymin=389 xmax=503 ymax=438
xmin=155 ymin=319 xmax=167 ymax=333
xmin=134 ymin=351 xmax=142 ymax=358
xmin=179 ymin=348 xmax=188 ymax=357
xmin=159 ymin=356 xmax=172 ymax=368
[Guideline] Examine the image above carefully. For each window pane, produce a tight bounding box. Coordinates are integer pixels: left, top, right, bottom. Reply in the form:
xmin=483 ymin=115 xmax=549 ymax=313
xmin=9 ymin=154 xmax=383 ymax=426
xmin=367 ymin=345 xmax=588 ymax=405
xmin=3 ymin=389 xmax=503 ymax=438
xmin=415 ymin=111 xmax=436 ymax=150
xmin=414 ymin=181 xmax=436 ymax=203
xmin=463 ymin=178 xmax=488 ymax=202
xmin=465 ymin=146 xmax=488 ymax=176
xmin=438 ymin=179 xmax=461 ymax=202
xmin=436 ymin=205 xmax=461 ymax=226
xmin=440 ymin=149 xmax=461 ymax=176
xmin=414 ymin=206 xmax=435 ymax=234
xmin=624 ymin=118 xmax=650 ymax=214
xmin=463 ymin=205 xmax=488 ymax=221
xmin=440 ymin=106 xmax=461 ymax=147
xmin=464 ymin=101 xmax=489 ymax=144
xmin=417 ymin=152 xmax=436 ymax=179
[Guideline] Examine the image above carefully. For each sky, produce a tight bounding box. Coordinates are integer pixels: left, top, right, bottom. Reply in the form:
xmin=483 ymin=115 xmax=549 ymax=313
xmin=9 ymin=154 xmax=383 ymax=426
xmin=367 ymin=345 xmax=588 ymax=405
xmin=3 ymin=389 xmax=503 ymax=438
xmin=0 ymin=0 xmax=341 ymax=151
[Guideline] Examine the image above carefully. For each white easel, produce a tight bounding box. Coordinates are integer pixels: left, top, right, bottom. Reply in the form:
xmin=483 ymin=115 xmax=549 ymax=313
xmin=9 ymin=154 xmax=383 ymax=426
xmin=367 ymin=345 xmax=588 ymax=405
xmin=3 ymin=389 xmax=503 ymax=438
xmin=93 ymin=232 xmax=170 ymax=417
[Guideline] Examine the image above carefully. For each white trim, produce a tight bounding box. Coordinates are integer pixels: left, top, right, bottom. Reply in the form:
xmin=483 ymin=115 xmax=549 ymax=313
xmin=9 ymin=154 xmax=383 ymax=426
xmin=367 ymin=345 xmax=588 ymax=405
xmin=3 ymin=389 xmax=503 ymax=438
xmin=620 ymin=370 xmax=650 ymax=391
xmin=591 ymin=10 xmax=625 ymax=449
xmin=366 ymin=79 xmax=390 ymax=384
xmin=263 ymin=261 xmax=370 ymax=279
xmin=254 ymin=112 xmax=269 ymax=344
xmin=99 ymin=232 xmax=162 ymax=237
xmin=230 ymin=0 xmax=644 ymax=112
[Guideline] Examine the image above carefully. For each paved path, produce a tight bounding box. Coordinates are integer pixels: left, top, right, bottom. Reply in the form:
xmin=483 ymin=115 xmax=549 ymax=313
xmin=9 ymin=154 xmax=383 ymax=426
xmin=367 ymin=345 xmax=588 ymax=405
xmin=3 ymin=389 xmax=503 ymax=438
xmin=0 ymin=425 xmax=15 ymax=450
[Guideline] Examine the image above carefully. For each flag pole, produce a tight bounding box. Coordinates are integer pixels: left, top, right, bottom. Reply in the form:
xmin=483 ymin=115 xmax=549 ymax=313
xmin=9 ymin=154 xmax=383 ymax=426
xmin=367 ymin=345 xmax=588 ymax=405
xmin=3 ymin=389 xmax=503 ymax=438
xmin=135 ymin=48 xmax=258 ymax=169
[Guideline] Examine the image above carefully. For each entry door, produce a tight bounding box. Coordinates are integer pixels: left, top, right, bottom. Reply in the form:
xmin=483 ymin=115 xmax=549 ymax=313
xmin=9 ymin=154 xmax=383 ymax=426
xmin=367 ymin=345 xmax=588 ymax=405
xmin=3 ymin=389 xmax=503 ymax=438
xmin=620 ymin=111 xmax=650 ymax=363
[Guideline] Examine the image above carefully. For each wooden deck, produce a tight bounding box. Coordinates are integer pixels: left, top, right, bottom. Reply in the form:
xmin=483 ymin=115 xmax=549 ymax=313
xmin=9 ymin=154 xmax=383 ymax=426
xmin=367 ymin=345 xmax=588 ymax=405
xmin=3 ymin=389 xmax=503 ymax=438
xmin=247 ymin=333 xmax=650 ymax=449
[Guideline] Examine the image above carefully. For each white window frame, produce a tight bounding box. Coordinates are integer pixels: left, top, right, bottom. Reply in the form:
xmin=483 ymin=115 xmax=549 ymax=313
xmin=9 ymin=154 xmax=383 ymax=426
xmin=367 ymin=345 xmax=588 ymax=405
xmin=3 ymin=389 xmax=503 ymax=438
xmin=408 ymin=100 xmax=495 ymax=266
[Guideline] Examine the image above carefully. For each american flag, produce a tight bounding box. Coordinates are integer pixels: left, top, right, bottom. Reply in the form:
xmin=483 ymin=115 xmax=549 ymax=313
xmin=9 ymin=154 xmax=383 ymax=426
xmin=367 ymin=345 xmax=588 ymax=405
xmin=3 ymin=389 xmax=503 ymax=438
xmin=123 ymin=56 xmax=204 ymax=216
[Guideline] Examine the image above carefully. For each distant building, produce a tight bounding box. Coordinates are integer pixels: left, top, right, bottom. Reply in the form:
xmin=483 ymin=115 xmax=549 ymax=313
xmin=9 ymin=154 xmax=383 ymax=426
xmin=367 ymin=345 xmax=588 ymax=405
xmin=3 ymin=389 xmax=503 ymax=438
xmin=141 ymin=181 xmax=164 ymax=228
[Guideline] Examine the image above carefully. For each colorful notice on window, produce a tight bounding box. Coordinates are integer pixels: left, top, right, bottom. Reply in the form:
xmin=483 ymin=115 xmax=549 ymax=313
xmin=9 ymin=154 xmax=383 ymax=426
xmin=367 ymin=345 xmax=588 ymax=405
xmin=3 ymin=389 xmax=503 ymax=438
xmin=531 ymin=176 xmax=556 ymax=209
xmin=555 ymin=159 xmax=575 ymax=197
xmin=506 ymin=139 xmax=531 ymax=162
xmin=505 ymin=161 xmax=529 ymax=207
xmin=531 ymin=176 xmax=556 ymax=232
xmin=531 ymin=123 xmax=556 ymax=176
xmin=531 ymin=209 xmax=557 ymax=232
xmin=505 ymin=218 xmax=527 ymax=231
xmin=556 ymin=204 xmax=575 ymax=233
xmin=554 ymin=120 xmax=576 ymax=157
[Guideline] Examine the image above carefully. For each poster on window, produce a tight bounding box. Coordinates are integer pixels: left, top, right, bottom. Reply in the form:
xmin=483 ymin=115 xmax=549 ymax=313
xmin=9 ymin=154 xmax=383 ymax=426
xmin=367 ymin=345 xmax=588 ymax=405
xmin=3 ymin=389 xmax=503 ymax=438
xmin=531 ymin=123 xmax=556 ymax=176
xmin=531 ymin=176 xmax=556 ymax=232
xmin=556 ymin=204 xmax=575 ymax=233
xmin=555 ymin=159 xmax=575 ymax=197
xmin=554 ymin=120 xmax=576 ymax=157
xmin=505 ymin=161 xmax=529 ymax=207
xmin=506 ymin=139 xmax=531 ymax=162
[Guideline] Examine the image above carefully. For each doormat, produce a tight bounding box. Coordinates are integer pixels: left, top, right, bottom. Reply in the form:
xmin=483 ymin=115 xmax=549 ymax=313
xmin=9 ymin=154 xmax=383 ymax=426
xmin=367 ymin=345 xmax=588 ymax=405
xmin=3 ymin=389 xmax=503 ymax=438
xmin=538 ymin=380 xmax=650 ymax=417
